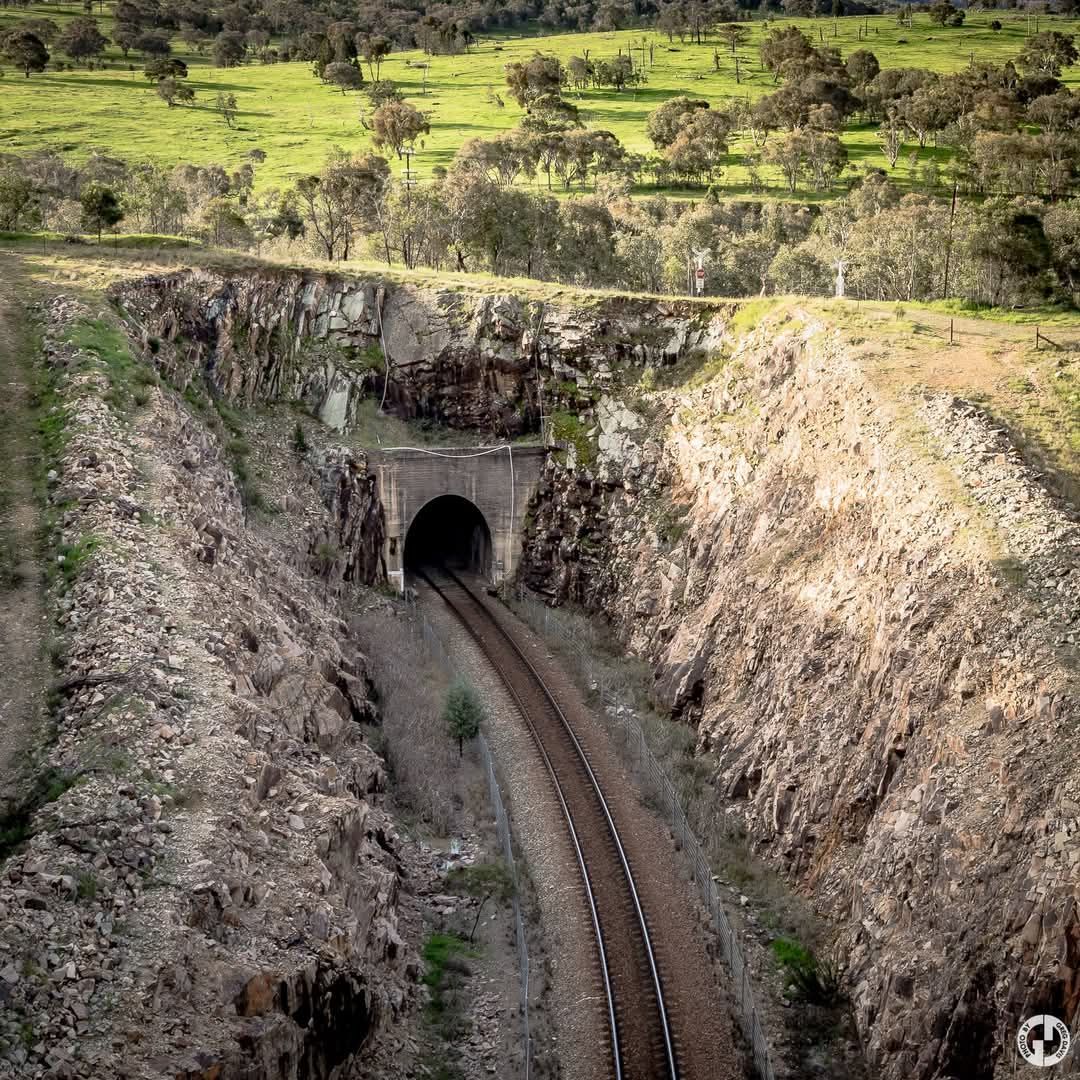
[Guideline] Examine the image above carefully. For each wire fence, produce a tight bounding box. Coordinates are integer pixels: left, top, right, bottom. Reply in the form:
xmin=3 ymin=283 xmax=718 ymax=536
xmin=414 ymin=610 xmax=534 ymax=1080
xmin=519 ymin=596 xmax=777 ymax=1080
xmin=478 ymin=735 xmax=532 ymax=1080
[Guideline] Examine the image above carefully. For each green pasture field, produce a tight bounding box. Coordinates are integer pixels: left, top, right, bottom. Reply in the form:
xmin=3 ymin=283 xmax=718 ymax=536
xmin=1 ymin=6 xmax=1079 ymax=198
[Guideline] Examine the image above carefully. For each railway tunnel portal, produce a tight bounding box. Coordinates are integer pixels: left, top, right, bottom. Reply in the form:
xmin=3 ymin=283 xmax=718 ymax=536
xmin=372 ymin=444 xmax=549 ymax=590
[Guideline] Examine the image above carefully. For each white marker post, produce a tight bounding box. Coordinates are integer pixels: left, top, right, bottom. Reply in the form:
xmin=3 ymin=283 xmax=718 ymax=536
xmin=692 ymin=248 xmax=709 ymax=296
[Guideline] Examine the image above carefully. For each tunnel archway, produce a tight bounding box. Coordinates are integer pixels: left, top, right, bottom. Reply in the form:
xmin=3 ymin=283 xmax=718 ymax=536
xmin=404 ymin=494 xmax=493 ymax=577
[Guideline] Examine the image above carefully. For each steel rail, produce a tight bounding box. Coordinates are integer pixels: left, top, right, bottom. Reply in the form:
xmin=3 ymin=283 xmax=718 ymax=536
xmin=417 ymin=568 xmax=622 ymax=1079
xmin=421 ymin=567 xmax=678 ymax=1080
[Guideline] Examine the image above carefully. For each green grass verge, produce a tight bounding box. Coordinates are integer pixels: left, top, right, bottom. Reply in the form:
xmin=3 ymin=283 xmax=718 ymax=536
xmin=421 ymin=930 xmax=478 ymax=1059
xmin=66 ymin=315 xmax=158 ymax=412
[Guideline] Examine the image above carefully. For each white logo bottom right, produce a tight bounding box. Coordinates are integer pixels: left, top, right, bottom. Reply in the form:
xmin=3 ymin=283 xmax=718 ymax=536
xmin=1018 ymin=1015 xmax=1072 ymax=1067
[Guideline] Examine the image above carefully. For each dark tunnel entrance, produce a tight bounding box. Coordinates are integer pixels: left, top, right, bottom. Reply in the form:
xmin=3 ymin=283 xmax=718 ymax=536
xmin=404 ymin=495 xmax=493 ymax=577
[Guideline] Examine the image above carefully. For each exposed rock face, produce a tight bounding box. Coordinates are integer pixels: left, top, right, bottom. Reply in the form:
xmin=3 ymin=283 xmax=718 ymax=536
xmin=0 ymin=296 xmax=410 ymax=1080
xmin=520 ymin=312 xmax=1080 ymax=1080
xmin=307 ymin=448 xmax=386 ymax=588
xmin=112 ymin=269 xmax=732 ymax=436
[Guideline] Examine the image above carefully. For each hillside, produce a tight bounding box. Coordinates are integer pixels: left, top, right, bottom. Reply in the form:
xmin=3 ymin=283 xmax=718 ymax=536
xmin=2 ymin=10 xmax=1079 ymax=195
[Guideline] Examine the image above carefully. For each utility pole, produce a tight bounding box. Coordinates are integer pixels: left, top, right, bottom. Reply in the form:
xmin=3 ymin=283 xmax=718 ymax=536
xmin=400 ymin=146 xmax=419 ymax=267
xmin=942 ymin=177 xmax=958 ymax=300
xmin=402 ymin=146 xmax=419 ymax=208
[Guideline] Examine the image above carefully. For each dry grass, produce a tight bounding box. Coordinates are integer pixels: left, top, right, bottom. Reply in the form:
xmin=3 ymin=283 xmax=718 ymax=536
xmin=801 ymin=297 xmax=1080 ymax=505
xmin=354 ymin=611 xmax=458 ymax=835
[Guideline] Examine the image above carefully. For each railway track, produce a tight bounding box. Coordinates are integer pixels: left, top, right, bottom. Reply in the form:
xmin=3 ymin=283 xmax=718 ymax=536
xmin=416 ymin=566 xmax=680 ymax=1080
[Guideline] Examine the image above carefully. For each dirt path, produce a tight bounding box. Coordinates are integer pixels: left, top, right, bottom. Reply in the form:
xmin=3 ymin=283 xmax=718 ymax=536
xmin=0 ymin=269 xmax=48 ymax=809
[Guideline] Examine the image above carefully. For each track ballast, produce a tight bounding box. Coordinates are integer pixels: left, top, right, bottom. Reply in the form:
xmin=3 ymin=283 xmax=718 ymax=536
xmin=417 ymin=566 xmax=679 ymax=1080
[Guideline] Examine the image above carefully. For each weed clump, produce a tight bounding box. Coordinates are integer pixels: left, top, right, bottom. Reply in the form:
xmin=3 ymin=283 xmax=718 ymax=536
xmin=770 ymin=937 xmax=843 ymax=1006
xmin=292 ymin=421 xmax=309 ymax=455
xmin=0 ymin=768 xmax=78 ymax=862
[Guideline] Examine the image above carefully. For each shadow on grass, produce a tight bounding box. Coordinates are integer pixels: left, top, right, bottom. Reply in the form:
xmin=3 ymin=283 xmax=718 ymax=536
xmin=40 ymin=74 xmax=257 ymax=92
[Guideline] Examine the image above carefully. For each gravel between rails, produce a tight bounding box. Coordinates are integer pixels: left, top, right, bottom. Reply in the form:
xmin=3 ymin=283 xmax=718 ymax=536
xmin=453 ymin=574 xmax=745 ymax=1080
xmin=420 ymin=586 xmax=605 ymax=1080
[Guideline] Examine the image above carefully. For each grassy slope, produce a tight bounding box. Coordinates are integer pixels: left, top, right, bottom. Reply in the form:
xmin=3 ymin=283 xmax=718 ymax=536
xmin=2 ymin=5 xmax=1079 ymax=195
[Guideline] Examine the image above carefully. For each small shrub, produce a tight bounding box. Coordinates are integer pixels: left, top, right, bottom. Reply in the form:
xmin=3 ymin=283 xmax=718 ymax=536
xmin=312 ymin=540 xmax=340 ymax=574
xmin=292 ymin=421 xmax=309 ymax=455
xmin=213 ymin=398 xmax=244 ymax=435
xmin=354 ymin=343 xmax=385 ymax=372
xmin=0 ymin=768 xmax=78 ymax=862
xmin=76 ymin=871 xmax=98 ymax=901
xmin=549 ymin=410 xmax=597 ymax=468
xmin=443 ymin=679 xmax=486 ymax=756
xmin=445 ymin=860 xmax=515 ymax=941
xmin=182 ymin=383 xmax=209 ymax=415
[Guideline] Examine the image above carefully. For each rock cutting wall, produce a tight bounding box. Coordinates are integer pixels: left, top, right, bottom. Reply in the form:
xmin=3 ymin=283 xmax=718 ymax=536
xmin=0 ymin=294 xmax=411 ymax=1080
xmin=112 ymin=268 xmax=732 ymax=436
xmin=69 ymin=265 xmax=1080 ymax=1079
xmin=519 ymin=311 xmax=1080 ymax=1079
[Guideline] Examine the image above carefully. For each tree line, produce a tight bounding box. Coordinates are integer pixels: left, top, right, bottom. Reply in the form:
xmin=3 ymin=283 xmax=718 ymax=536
xmin=0 ymin=0 xmax=780 ymax=69
xmin=3 ymin=140 xmax=1078 ymax=309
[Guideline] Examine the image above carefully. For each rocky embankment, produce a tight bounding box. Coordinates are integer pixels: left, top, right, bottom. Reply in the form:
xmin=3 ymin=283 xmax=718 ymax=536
xmin=25 ymin=262 xmax=1076 ymax=1080
xmin=521 ymin=310 xmax=1080 ymax=1078
xmin=0 ymin=293 xmax=409 ymax=1079
xmin=112 ymin=268 xmax=731 ymax=435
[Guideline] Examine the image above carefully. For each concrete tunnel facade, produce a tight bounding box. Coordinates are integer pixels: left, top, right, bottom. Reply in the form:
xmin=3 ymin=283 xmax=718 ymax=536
xmin=372 ymin=445 xmax=548 ymax=590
